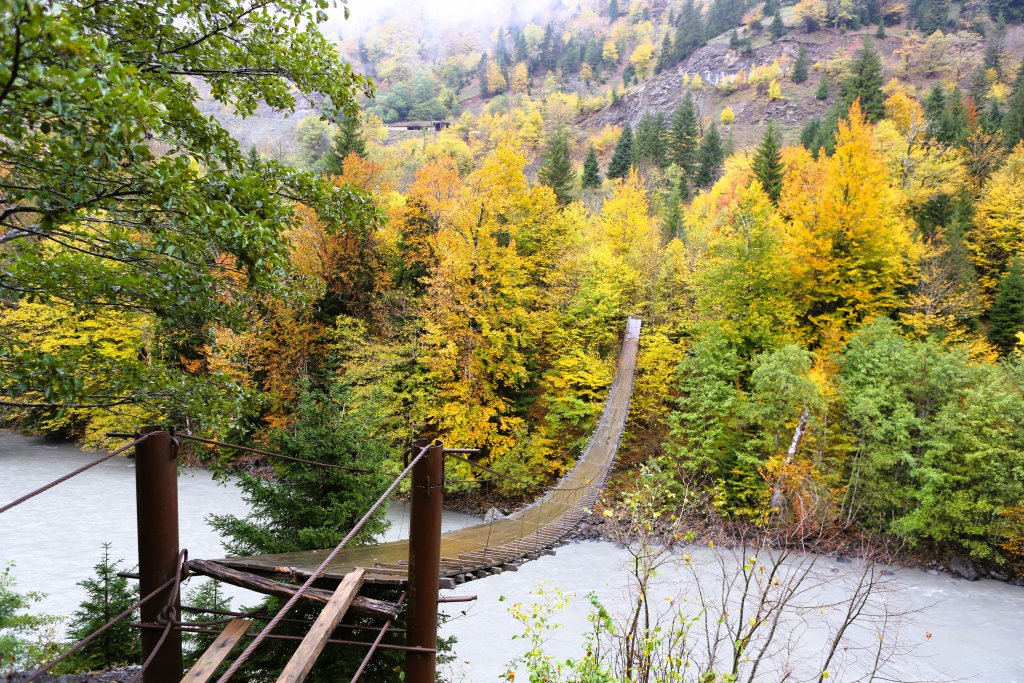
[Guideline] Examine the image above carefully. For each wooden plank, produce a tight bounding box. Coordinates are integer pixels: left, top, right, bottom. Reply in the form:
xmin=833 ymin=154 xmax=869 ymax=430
xmin=188 ymin=559 xmax=396 ymax=618
xmin=276 ymin=568 xmax=366 ymax=683
xmin=181 ymin=618 xmax=252 ymax=683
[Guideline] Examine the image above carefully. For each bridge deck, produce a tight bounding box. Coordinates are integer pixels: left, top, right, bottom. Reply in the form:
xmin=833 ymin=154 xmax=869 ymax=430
xmin=212 ymin=317 xmax=642 ymax=585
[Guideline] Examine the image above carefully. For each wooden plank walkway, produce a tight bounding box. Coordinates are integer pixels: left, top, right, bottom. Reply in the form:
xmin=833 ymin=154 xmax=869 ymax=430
xmin=211 ymin=317 xmax=642 ymax=586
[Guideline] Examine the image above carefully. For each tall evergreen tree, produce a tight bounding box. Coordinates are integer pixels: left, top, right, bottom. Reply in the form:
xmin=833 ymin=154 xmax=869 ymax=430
xmin=656 ymin=33 xmax=674 ymax=74
xmin=321 ymin=112 xmax=366 ymax=174
xmin=695 ymin=123 xmax=725 ymax=187
xmin=65 ymin=544 xmax=141 ymax=671
xmin=634 ymin=111 xmax=669 ymax=168
xmin=770 ymin=8 xmax=785 ymax=39
xmin=752 ymin=124 xmax=785 ymax=203
xmin=607 ymin=123 xmax=634 ymax=179
xmin=1004 ymin=59 xmax=1024 ymax=150
xmin=609 ymin=0 xmax=621 ymax=19
xmin=670 ymin=95 xmax=702 ymax=179
xmin=792 ymin=45 xmax=809 ymax=83
xmin=990 ymin=259 xmax=1024 ymax=354
xmin=538 ymin=128 xmax=576 ymax=204
xmin=816 ymin=72 xmax=830 ymax=100
xmin=838 ymin=39 xmax=886 ymax=122
xmin=581 ymin=145 xmax=602 ymax=188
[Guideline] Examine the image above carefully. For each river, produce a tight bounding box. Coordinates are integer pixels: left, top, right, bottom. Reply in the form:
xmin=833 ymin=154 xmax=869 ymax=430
xmin=2 ymin=434 xmax=1022 ymax=681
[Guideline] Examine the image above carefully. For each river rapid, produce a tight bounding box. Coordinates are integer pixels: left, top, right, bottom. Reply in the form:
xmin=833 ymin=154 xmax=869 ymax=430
xmin=2 ymin=434 xmax=1022 ymax=681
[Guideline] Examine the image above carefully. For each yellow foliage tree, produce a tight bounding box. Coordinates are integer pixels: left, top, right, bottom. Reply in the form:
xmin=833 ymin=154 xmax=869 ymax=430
xmin=968 ymin=142 xmax=1024 ymax=297
xmin=780 ymin=101 xmax=920 ymax=346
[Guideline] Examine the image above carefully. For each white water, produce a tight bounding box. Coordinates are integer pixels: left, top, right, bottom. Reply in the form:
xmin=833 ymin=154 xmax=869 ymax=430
xmin=2 ymin=434 xmax=1023 ymax=681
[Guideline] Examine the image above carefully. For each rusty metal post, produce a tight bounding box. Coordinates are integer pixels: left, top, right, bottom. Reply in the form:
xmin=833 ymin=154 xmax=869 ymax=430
xmin=135 ymin=426 xmax=182 ymax=682
xmin=405 ymin=439 xmax=444 ymax=683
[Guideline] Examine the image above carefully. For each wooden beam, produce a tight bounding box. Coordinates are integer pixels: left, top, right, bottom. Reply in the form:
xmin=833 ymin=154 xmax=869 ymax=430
xmin=275 ymin=568 xmax=366 ymax=683
xmin=180 ymin=618 xmax=252 ymax=683
xmin=188 ymin=559 xmax=396 ymax=618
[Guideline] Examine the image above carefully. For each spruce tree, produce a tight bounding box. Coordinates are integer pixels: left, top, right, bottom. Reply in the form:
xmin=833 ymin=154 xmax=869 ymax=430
xmin=65 ymin=544 xmax=141 ymax=671
xmin=538 ymin=128 xmax=576 ymax=204
xmin=695 ymin=123 xmax=724 ymax=187
xmin=752 ymin=124 xmax=785 ymax=203
xmin=838 ymin=39 xmax=886 ymax=121
xmin=607 ymin=123 xmax=634 ymax=179
xmin=321 ymin=112 xmax=366 ymax=174
xmin=670 ymin=95 xmax=701 ymax=180
xmin=609 ymin=0 xmax=620 ymax=19
xmin=1003 ymin=59 xmax=1024 ymax=150
xmin=770 ymin=9 xmax=784 ymax=40
xmin=816 ymin=72 xmax=830 ymax=99
xmin=581 ymin=145 xmax=602 ymax=188
xmin=990 ymin=259 xmax=1024 ymax=354
xmin=634 ymin=111 xmax=668 ymax=168
xmin=792 ymin=45 xmax=809 ymax=83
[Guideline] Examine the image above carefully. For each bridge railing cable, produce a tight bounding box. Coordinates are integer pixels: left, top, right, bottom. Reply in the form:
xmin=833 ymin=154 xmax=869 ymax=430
xmin=24 ymin=549 xmax=189 ymax=682
xmin=0 ymin=434 xmax=151 ymax=515
xmin=215 ymin=443 xmax=433 ymax=682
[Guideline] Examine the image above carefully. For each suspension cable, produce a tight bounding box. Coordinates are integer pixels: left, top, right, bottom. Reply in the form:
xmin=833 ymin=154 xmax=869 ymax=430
xmin=0 ymin=434 xmax=150 ymax=515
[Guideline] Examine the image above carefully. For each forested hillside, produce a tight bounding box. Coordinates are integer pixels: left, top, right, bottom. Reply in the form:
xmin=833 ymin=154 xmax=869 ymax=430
xmin=3 ymin=0 xmax=1024 ymax=580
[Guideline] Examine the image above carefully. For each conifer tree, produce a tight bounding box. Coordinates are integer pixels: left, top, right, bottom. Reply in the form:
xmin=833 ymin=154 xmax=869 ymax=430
xmin=609 ymin=0 xmax=620 ymax=19
xmin=538 ymin=128 xmax=576 ymax=204
xmin=816 ymin=72 xmax=830 ymax=99
xmin=65 ymin=544 xmax=140 ymax=671
xmin=792 ymin=45 xmax=809 ymax=83
xmin=581 ymin=145 xmax=602 ymax=189
xmin=607 ymin=124 xmax=634 ymax=179
xmin=990 ymin=259 xmax=1024 ymax=354
xmin=321 ymin=112 xmax=366 ymax=174
xmin=771 ymin=9 xmax=784 ymax=39
xmin=838 ymin=39 xmax=886 ymax=122
xmin=695 ymin=123 xmax=724 ymax=187
xmin=1004 ymin=59 xmax=1024 ymax=150
xmin=752 ymin=124 xmax=785 ymax=203
xmin=670 ymin=95 xmax=701 ymax=179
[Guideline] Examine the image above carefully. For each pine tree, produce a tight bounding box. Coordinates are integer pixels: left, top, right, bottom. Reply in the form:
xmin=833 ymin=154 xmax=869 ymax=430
xmin=634 ymin=111 xmax=668 ymax=168
xmin=792 ymin=45 xmax=809 ymax=83
xmin=770 ymin=8 xmax=784 ymax=39
xmin=581 ymin=145 xmax=602 ymax=188
xmin=609 ymin=0 xmax=620 ymax=19
xmin=695 ymin=123 xmax=725 ymax=187
xmin=607 ymin=123 xmax=634 ymax=179
xmin=816 ymin=72 xmax=830 ymax=100
xmin=875 ymin=21 xmax=886 ymax=38
xmin=1004 ymin=59 xmax=1024 ymax=150
xmin=65 ymin=544 xmax=141 ymax=671
xmin=670 ymin=95 xmax=701 ymax=179
xmin=838 ymin=39 xmax=886 ymax=122
xmin=752 ymin=124 xmax=785 ymax=203
xmin=321 ymin=112 xmax=366 ymax=174
xmin=990 ymin=259 xmax=1024 ymax=354
xmin=538 ymin=128 xmax=576 ymax=204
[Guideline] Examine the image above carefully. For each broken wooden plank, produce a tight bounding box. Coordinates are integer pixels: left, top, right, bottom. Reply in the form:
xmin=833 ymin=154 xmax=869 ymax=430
xmin=181 ymin=618 xmax=252 ymax=683
xmin=188 ymin=559 xmax=396 ymax=618
xmin=276 ymin=568 xmax=366 ymax=683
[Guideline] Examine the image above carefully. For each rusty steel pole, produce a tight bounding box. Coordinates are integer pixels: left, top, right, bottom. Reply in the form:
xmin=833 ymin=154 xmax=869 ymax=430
xmin=135 ymin=426 xmax=182 ymax=682
xmin=405 ymin=439 xmax=444 ymax=683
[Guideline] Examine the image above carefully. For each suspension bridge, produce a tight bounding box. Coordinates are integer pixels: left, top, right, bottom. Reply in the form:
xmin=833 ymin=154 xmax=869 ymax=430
xmin=1 ymin=317 xmax=642 ymax=683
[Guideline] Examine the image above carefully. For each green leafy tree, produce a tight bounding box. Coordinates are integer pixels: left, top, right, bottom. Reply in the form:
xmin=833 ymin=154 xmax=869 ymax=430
xmin=321 ymin=112 xmax=368 ymax=175
xmin=792 ymin=45 xmax=810 ymax=83
xmin=838 ymin=39 xmax=886 ymax=122
xmin=752 ymin=124 xmax=785 ymax=204
xmin=0 ymin=564 xmax=61 ymax=675
xmin=607 ymin=124 xmax=634 ymax=179
xmin=0 ymin=0 xmax=381 ymax=410
xmin=581 ymin=145 xmax=603 ymax=189
xmin=695 ymin=124 xmax=725 ymax=187
xmin=64 ymin=544 xmax=141 ymax=672
xmin=538 ymin=128 xmax=576 ymax=204
xmin=990 ymin=259 xmax=1024 ymax=354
